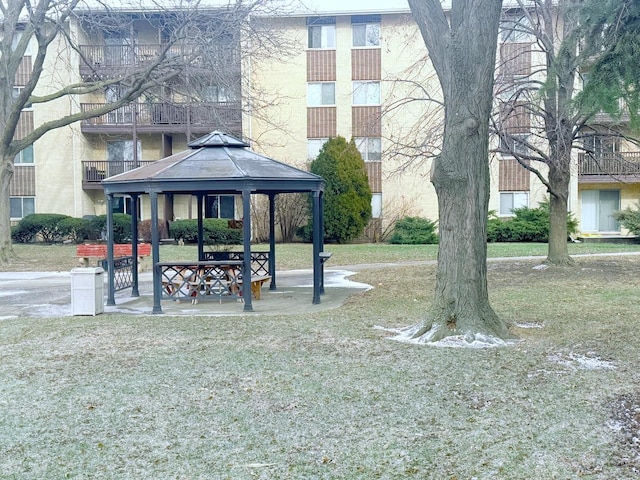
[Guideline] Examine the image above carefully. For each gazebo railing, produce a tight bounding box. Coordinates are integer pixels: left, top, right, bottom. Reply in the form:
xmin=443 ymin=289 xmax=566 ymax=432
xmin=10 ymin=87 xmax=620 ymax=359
xmin=100 ymin=256 xmax=134 ymax=291
xmin=202 ymin=251 xmax=270 ymax=276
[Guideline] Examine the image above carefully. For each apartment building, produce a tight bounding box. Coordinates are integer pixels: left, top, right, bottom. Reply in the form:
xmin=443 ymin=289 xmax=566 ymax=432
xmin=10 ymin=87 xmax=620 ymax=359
xmin=9 ymin=4 xmax=640 ymax=239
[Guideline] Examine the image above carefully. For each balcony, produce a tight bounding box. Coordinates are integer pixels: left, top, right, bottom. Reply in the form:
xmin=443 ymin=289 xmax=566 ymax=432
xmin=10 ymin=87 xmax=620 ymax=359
xmin=78 ymin=43 xmax=239 ymax=79
xmin=79 ymin=44 xmax=188 ymax=78
xmin=79 ymin=101 xmax=242 ymax=135
xmin=578 ymin=152 xmax=640 ymax=183
xmin=82 ymin=160 xmax=154 ymax=190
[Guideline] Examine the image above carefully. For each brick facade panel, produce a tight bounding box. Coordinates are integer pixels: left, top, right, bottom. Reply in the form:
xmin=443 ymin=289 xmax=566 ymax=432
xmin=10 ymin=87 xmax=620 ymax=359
xmin=10 ymin=166 xmax=35 ymax=196
xmin=352 ymin=49 xmax=381 ymax=80
xmin=352 ymin=106 xmax=382 ymax=137
xmin=307 ymin=107 xmax=336 ymax=138
xmin=499 ymin=159 xmax=530 ymax=191
xmin=307 ymin=50 xmax=336 ymax=82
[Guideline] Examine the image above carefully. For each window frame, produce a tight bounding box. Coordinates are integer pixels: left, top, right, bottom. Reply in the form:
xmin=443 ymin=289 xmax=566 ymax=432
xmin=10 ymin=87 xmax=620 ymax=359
xmin=371 ymin=193 xmax=382 ymax=218
xmin=205 ymin=194 xmax=236 ymax=219
xmin=308 ymin=24 xmax=336 ymax=49
xmin=499 ymin=133 xmax=530 ymax=157
xmin=355 ymin=137 xmax=382 ymax=162
xmin=307 ymin=82 xmax=336 ymax=107
xmin=352 ymin=22 xmax=381 ymax=48
xmin=14 ymin=144 xmax=34 ymax=165
xmin=308 ymin=138 xmax=329 ymax=161
xmin=499 ymin=191 xmax=529 ymax=217
xmin=352 ymin=81 xmax=381 ymax=106
xmin=10 ymin=196 xmax=35 ymax=220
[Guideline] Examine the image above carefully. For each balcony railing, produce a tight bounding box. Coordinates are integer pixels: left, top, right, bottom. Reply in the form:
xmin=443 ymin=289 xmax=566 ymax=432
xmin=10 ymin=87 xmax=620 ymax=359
xmin=78 ymin=43 xmax=239 ymax=77
xmin=578 ymin=152 xmax=640 ymax=177
xmin=83 ymin=160 xmax=154 ymax=188
xmin=80 ymin=101 xmax=242 ymax=134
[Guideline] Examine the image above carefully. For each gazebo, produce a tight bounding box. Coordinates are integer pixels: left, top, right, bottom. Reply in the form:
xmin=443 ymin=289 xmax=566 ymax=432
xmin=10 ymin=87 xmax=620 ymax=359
xmin=101 ymin=131 xmax=326 ymax=314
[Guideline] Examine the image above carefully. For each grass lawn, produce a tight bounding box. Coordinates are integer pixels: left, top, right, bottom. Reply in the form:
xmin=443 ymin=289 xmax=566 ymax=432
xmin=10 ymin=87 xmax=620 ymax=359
xmin=4 ymin=241 xmax=640 ymax=272
xmin=1 ymin=243 xmax=640 ymax=478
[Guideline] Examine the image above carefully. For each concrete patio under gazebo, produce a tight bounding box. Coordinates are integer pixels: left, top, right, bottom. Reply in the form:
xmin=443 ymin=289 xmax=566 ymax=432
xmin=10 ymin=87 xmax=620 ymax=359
xmin=101 ymin=131 xmax=327 ymax=314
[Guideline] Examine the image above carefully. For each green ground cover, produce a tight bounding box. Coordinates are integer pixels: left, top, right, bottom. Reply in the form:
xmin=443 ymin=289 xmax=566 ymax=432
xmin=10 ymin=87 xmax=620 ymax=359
xmin=1 ymin=244 xmax=640 ymax=478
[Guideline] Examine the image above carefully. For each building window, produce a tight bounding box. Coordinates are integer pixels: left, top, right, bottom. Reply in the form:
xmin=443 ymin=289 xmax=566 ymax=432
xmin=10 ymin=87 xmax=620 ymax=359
xmin=14 ymin=144 xmax=34 ymax=164
xmin=206 ymin=195 xmax=235 ymax=219
xmin=10 ymin=196 xmax=35 ymax=220
xmin=371 ymin=193 xmax=382 ymax=218
xmin=308 ymin=82 xmax=335 ymax=106
xmin=111 ymin=196 xmax=140 ymax=217
xmin=308 ymin=17 xmax=336 ymax=49
xmin=308 ymin=138 xmax=328 ymax=160
xmin=582 ymin=135 xmax=618 ymax=157
xmin=500 ymin=17 xmax=534 ymax=43
xmin=202 ymin=84 xmax=238 ymax=103
xmin=355 ymin=137 xmax=382 ymax=161
xmin=12 ymin=86 xmax=32 ymax=109
xmin=352 ymin=22 xmax=380 ymax=47
xmin=500 ymin=134 xmax=530 ymax=157
xmin=353 ymin=81 xmax=380 ymax=105
xmin=499 ymin=191 xmax=528 ymax=216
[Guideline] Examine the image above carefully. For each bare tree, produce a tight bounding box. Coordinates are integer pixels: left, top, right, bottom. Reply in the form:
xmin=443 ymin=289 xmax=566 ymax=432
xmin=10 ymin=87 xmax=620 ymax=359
xmin=0 ymin=0 xmax=198 ymax=262
xmin=492 ymin=0 xmax=638 ymax=265
xmin=275 ymin=193 xmax=307 ymax=243
xmin=0 ymin=0 xmax=291 ymax=263
xmin=399 ymin=0 xmax=511 ymax=343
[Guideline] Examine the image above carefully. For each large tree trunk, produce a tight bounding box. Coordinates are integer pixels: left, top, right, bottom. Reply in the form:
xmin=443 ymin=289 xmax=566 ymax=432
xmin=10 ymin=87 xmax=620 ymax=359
xmin=0 ymin=155 xmax=15 ymax=263
xmin=547 ymin=161 xmax=572 ymax=265
xmin=403 ymin=0 xmax=512 ymax=343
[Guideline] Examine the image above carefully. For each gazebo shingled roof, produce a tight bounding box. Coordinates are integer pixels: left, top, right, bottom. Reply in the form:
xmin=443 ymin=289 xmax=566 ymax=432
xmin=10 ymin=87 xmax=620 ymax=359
xmin=101 ymin=131 xmax=326 ymax=314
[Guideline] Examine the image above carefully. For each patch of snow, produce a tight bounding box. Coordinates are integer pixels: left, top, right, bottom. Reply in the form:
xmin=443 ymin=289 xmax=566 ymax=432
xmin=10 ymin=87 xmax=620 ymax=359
xmin=0 ymin=290 xmax=27 ymax=297
xmin=514 ymin=322 xmax=544 ymax=329
xmin=375 ymin=325 xmax=513 ymax=348
xmin=297 ymin=270 xmax=372 ymax=290
xmin=532 ymin=264 xmax=549 ymax=270
xmin=548 ymin=353 xmax=615 ymax=371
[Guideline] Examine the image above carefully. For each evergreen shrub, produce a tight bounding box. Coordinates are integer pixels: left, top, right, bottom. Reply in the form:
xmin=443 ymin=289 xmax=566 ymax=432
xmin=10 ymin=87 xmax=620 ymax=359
xmin=613 ymin=202 xmax=640 ymax=237
xmin=388 ymin=217 xmax=439 ymax=244
xmin=487 ymin=200 xmax=578 ymax=242
xmin=11 ymin=213 xmax=71 ymax=243
xmin=302 ymin=136 xmax=372 ymax=243
xmin=169 ymin=219 xmax=242 ymax=245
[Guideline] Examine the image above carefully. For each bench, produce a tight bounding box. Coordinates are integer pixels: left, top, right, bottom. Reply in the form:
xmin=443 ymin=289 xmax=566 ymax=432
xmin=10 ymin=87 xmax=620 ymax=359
xmin=77 ymin=243 xmax=151 ymax=270
xmin=239 ymin=275 xmax=272 ymax=300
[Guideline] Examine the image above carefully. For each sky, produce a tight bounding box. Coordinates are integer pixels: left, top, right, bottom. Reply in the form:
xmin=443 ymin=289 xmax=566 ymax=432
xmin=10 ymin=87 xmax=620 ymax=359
xmin=289 ymin=0 xmax=410 ymax=14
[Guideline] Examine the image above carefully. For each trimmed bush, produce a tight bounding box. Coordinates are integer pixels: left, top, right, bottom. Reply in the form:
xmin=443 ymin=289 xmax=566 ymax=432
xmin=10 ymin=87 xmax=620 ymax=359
xmin=388 ymin=216 xmax=439 ymax=244
xmin=11 ymin=220 xmax=39 ymax=243
xmin=169 ymin=218 xmax=242 ymax=245
xmin=487 ymin=200 xmax=578 ymax=242
xmin=89 ymin=214 xmax=132 ymax=243
xmin=58 ymin=217 xmax=92 ymax=243
xmin=11 ymin=213 xmax=71 ymax=243
xmin=613 ymin=202 xmax=640 ymax=236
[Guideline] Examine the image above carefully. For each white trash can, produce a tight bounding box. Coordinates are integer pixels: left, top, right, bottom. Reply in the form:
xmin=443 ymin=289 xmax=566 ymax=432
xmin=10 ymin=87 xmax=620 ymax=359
xmin=70 ymin=267 xmax=105 ymax=316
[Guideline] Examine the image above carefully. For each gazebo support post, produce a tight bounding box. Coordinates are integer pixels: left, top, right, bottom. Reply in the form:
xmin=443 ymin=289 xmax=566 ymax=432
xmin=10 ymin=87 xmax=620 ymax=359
xmin=242 ymin=189 xmax=253 ymax=312
xmin=106 ymin=193 xmax=116 ymax=306
xmin=130 ymin=194 xmax=139 ymax=297
xmin=312 ymin=191 xmax=321 ymax=304
xmin=150 ymin=191 xmax=162 ymax=314
xmin=268 ymin=193 xmax=276 ymax=290
xmin=319 ymin=191 xmax=325 ymax=295
xmin=197 ymin=193 xmax=204 ymax=261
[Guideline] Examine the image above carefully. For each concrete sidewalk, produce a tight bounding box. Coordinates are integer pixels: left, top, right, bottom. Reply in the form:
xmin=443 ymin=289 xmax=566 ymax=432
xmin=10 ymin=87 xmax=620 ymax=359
xmin=0 ymin=268 xmax=372 ymax=319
